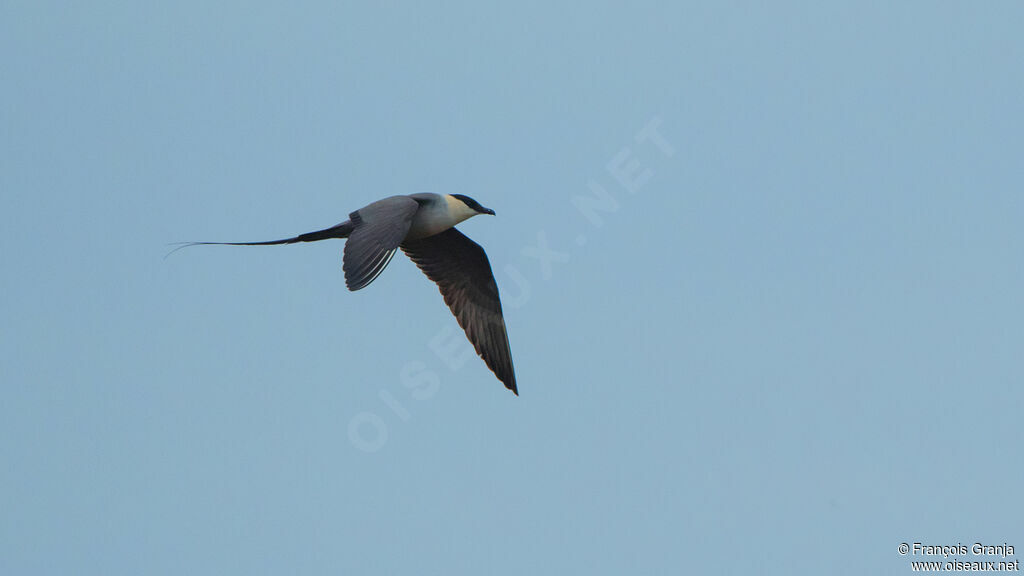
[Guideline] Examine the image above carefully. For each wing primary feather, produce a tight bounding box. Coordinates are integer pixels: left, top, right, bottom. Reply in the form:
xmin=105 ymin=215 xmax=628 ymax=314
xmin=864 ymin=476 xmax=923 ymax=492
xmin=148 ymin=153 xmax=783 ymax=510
xmin=401 ymin=228 xmax=517 ymax=394
xmin=341 ymin=196 xmax=420 ymax=291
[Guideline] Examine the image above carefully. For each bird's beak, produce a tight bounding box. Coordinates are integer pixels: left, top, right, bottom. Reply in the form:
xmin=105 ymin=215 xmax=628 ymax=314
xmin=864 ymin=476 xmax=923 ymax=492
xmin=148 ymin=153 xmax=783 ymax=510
xmin=482 ymin=208 xmax=496 ymax=216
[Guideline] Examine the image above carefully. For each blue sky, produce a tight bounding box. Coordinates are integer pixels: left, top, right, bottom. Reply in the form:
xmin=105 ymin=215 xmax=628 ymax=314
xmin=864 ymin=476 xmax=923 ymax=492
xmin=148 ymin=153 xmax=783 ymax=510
xmin=2 ymin=2 xmax=1022 ymax=574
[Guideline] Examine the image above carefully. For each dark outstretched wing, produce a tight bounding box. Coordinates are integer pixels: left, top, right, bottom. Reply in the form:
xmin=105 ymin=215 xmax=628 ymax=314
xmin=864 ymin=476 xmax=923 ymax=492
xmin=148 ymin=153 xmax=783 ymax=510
xmin=401 ymin=228 xmax=517 ymax=394
xmin=343 ymin=196 xmax=421 ymax=291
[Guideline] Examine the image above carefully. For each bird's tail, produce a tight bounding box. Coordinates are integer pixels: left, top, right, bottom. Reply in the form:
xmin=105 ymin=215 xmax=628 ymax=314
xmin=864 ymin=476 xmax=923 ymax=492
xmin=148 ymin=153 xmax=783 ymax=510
xmin=166 ymin=221 xmax=354 ymax=258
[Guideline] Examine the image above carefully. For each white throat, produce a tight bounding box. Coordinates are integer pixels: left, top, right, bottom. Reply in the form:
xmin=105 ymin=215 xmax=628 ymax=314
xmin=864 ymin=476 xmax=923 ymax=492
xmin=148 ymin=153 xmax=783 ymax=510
xmin=406 ymin=194 xmax=479 ymax=240
xmin=444 ymin=194 xmax=479 ymax=224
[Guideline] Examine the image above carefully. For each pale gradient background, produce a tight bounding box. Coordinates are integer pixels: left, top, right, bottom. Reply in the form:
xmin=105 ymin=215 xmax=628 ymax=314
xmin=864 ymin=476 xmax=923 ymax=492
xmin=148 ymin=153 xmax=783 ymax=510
xmin=2 ymin=2 xmax=1022 ymax=575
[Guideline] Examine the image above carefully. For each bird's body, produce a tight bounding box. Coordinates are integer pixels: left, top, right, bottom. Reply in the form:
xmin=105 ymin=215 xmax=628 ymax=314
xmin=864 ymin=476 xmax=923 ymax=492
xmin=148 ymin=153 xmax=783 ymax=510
xmin=177 ymin=193 xmax=517 ymax=394
xmin=406 ymin=193 xmax=480 ymax=240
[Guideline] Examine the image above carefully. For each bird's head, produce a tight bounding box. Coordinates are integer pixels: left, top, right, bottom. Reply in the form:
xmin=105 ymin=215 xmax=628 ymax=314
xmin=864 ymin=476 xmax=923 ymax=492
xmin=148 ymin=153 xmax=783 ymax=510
xmin=448 ymin=194 xmax=496 ymax=220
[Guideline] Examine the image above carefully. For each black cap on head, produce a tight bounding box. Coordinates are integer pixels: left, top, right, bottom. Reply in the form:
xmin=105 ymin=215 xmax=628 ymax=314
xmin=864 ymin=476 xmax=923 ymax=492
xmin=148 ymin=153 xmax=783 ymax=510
xmin=451 ymin=194 xmax=495 ymax=215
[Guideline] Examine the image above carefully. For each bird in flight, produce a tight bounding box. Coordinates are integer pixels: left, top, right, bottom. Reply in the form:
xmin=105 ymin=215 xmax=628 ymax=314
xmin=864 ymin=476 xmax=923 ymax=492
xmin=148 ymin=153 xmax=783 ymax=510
xmin=175 ymin=194 xmax=517 ymax=394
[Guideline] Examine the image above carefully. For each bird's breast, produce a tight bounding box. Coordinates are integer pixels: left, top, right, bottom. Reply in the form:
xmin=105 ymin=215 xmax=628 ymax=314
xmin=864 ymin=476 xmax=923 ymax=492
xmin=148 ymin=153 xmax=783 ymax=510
xmin=406 ymin=205 xmax=464 ymax=240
